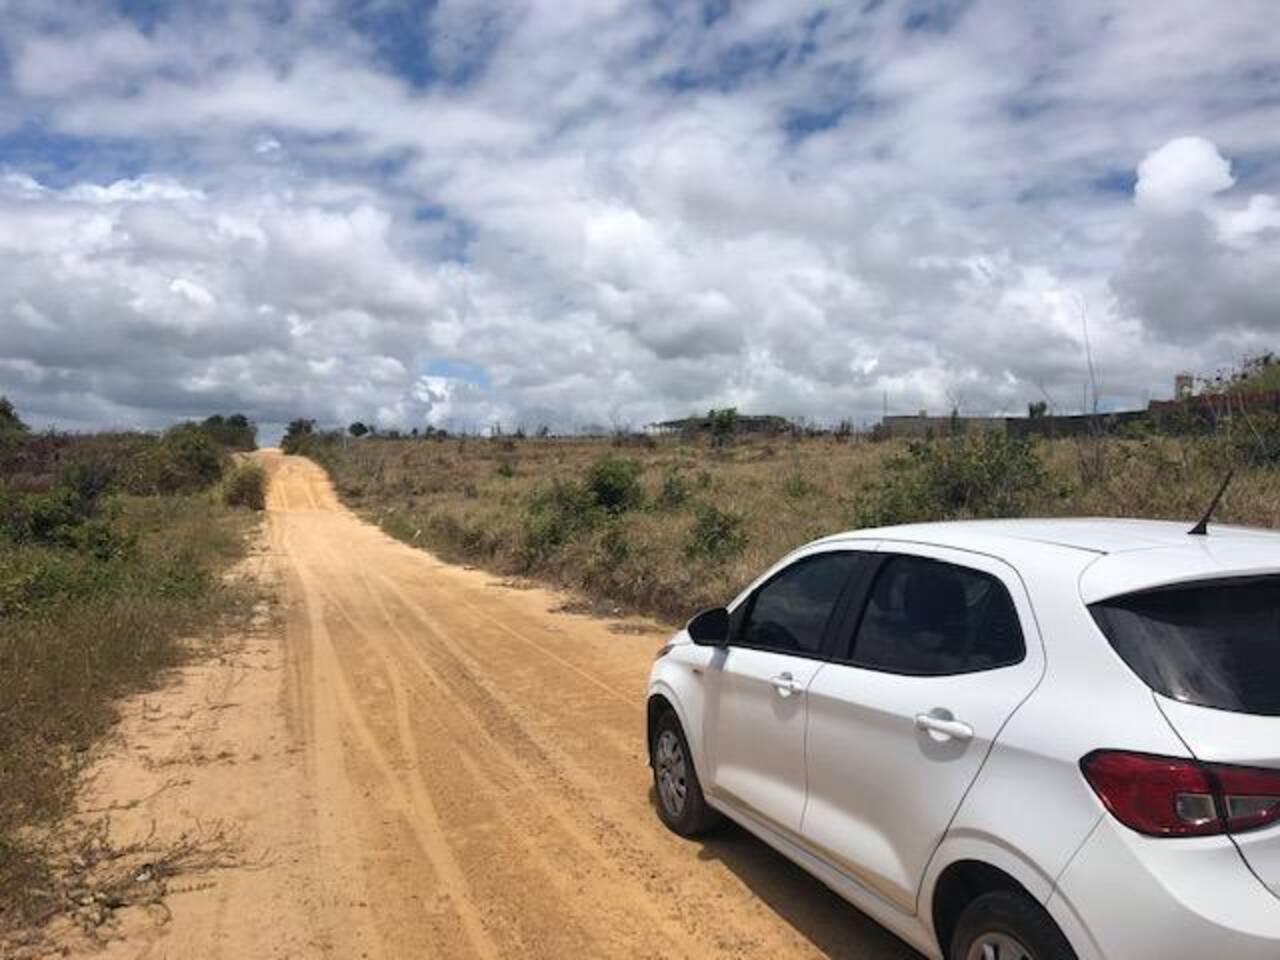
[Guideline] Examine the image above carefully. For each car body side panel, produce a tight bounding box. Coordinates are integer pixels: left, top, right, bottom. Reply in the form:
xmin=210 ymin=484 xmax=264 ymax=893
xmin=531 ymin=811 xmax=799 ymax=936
xmin=1050 ymin=816 xmax=1280 ymax=959
xmin=921 ymin=547 xmax=1193 ymax=940
xmin=647 ymin=635 xmax=715 ymax=775
xmin=702 ymin=645 xmax=823 ymax=833
xmin=802 ymin=542 xmax=1044 ymax=914
xmin=706 ymin=799 xmax=944 ymax=959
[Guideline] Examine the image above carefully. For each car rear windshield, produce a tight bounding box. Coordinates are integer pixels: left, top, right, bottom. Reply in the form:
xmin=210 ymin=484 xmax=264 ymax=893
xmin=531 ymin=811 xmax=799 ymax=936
xmin=1090 ymin=577 xmax=1280 ymax=716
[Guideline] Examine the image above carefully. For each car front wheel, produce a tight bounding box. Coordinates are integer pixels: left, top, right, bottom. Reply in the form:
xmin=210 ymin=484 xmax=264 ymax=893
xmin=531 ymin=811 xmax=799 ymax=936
xmin=950 ymin=890 xmax=1076 ymax=960
xmin=651 ymin=709 xmax=719 ymax=837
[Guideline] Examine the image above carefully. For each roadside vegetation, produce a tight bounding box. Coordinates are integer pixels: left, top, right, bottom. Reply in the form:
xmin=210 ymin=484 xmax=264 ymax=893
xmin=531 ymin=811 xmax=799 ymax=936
xmin=0 ymin=401 xmax=261 ymax=931
xmin=286 ymin=357 xmax=1280 ymax=624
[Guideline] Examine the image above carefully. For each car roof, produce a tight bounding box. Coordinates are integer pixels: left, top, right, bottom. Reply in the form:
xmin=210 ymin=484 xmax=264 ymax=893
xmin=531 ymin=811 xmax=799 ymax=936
xmin=817 ymin=517 xmax=1280 ymax=603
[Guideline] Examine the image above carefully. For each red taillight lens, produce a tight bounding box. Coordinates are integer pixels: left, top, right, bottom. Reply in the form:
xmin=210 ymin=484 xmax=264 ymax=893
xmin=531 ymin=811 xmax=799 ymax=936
xmin=1081 ymin=751 xmax=1218 ymax=836
xmin=1081 ymin=750 xmax=1280 ymax=837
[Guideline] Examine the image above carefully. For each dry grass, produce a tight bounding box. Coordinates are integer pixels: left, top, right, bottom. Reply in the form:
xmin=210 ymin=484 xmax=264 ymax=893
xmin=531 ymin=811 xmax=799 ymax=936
xmin=0 ymin=494 xmax=255 ymax=931
xmin=313 ymin=430 xmax=1280 ymax=626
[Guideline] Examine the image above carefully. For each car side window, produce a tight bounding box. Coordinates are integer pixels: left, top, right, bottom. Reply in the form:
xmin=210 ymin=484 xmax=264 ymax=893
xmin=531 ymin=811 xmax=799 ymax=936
xmin=738 ymin=552 xmax=864 ymax=657
xmin=850 ymin=555 xmax=1024 ymax=675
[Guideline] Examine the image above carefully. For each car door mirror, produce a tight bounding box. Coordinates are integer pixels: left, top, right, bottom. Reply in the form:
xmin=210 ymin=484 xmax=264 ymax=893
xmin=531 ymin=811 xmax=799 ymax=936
xmin=687 ymin=607 xmax=730 ymax=646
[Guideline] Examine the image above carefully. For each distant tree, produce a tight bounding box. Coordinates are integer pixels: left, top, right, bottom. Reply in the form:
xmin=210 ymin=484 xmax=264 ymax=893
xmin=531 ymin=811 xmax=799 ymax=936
xmin=201 ymin=413 xmax=257 ymax=450
xmin=1028 ymin=400 xmax=1048 ymax=419
xmin=708 ymin=407 xmax=738 ymax=447
xmin=281 ymin=418 xmax=316 ymax=454
xmin=536 ymin=424 xmax=551 ymax=438
xmin=348 ymin=421 xmax=369 ymax=437
xmin=0 ymin=396 xmax=29 ymax=436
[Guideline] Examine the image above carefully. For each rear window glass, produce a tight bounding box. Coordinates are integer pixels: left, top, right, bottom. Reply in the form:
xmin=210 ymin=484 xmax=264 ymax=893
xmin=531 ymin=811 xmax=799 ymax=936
xmin=1090 ymin=578 xmax=1280 ymax=716
xmin=850 ymin=555 xmax=1025 ymax=675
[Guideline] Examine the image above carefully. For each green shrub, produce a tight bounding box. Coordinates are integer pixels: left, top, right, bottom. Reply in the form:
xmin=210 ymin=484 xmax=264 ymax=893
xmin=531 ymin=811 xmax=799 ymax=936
xmin=520 ymin=479 xmax=597 ymax=564
xmin=0 ymin=487 xmax=90 ymax=547
xmin=685 ymin=503 xmax=748 ymax=563
xmin=853 ymin=432 xmax=1048 ymax=527
xmin=0 ymin=548 xmax=119 ymax=618
xmin=69 ymin=518 xmax=136 ymax=561
xmin=222 ymin=463 xmax=267 ymax=510
xmin=585 ymin=454 xmax=644 ymax=513
xmin=62 ymin=458 xmax=118 ymax=503
xmin=162 ymin=423 xmax=226 ymax=489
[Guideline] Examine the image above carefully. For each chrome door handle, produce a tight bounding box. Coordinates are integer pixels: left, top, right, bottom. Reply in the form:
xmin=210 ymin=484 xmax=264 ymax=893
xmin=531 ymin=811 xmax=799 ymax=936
xmin=914 ymin=713 xmax=974 ymax=741
xmin=770 ymin=673 xmax=803 ymax=698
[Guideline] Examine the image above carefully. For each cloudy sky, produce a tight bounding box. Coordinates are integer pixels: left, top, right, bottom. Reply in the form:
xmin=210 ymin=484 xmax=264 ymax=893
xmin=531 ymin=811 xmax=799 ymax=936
xmin=2 ymin=0 xmax=1279 ymax=437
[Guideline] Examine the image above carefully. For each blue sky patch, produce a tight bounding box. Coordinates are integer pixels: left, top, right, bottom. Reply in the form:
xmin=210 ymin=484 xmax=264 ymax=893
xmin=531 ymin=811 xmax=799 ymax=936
xmin=424 ymin=358 xmax=490 ymax=389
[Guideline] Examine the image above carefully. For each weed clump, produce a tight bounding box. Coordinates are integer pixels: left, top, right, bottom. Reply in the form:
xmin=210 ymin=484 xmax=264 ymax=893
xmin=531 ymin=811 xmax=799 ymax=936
xmin=685 ymin=504 xmax=749 ymax=563
xmin=655 ymin=471 xmax=691 ymax=508
xmin=782 ymin=473 xmax=817 ymax=500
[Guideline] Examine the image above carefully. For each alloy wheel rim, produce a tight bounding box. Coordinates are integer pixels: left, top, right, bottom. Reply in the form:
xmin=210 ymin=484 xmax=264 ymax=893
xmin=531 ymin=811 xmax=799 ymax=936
xmin=966 ymin=932 xmax=1033 ymax=960
xmin=654 ymin=730 xmax=688 ymax=817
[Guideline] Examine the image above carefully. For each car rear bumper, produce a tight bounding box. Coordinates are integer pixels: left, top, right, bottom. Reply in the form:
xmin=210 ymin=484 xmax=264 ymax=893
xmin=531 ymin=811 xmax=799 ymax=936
xmin=1048 ymin=817 xmax=1280 ymax=959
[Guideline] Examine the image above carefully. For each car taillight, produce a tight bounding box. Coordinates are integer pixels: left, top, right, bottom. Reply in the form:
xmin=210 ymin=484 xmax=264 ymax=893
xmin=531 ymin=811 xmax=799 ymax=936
xmin=1081 ymin=750 xmax=1280 ymax=837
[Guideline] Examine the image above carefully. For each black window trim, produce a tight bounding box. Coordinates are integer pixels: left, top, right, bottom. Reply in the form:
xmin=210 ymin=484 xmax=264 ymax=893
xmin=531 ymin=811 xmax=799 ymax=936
xmin=833 ymin=551 xmax=1029 ymax=677
xmin=729 ymin=549 xmax=878 ymax=662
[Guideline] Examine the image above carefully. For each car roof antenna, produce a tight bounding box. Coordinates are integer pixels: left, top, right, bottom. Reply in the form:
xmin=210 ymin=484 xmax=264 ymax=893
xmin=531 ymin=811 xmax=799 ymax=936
xmin=1189 ymin=469 xmax=1235 ymax=536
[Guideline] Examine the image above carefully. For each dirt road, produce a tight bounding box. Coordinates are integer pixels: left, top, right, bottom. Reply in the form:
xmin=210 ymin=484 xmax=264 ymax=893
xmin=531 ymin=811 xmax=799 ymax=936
xmin=62 ymin=451 xmax=918 ymax=959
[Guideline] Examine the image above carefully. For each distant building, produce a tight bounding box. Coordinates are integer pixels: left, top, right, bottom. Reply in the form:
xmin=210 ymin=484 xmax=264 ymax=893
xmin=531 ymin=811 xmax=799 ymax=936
xmin=648 ymin=414 xmax=792 ymax=436
xmin=879 ymin=412 xmax=1005 ymax=438
xmin=878 ymin=409 xmax=1150 ymax=439
xmin=1175 ymin=373 xmax=1195 ymax=400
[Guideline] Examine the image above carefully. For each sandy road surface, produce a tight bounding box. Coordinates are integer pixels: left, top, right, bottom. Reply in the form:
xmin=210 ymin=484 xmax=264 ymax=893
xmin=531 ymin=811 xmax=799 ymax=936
xmin=59 ymin=450 xmax=919 ymax=959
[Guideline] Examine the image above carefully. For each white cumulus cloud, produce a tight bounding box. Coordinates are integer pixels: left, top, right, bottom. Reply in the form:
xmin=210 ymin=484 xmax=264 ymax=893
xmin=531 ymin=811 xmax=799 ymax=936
xmin=1134 ymin=136 xmax=1236 ymax=216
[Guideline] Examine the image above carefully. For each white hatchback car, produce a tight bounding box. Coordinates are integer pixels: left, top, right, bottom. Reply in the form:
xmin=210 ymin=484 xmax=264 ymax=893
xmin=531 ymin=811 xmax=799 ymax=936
xmin=646 ymin=518 xmax=1280 ymax=960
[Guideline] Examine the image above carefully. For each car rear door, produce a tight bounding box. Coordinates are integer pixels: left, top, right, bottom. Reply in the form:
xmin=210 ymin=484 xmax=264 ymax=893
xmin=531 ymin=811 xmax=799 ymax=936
xmin=800 ymin=544 xmax=1043 ymax=913
xmin=703 ymin=547 xmax=873 ymax=836
xmin=1090 ymin=576 xmax=1280 ymax=897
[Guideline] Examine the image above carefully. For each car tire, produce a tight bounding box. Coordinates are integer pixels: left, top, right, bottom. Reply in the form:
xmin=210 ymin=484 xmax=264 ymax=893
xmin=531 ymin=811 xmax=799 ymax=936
xmin=950 ymin=889 xmax=1076 ymax=960
xmin=651 ymin=709 xmax=720 ymax=837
